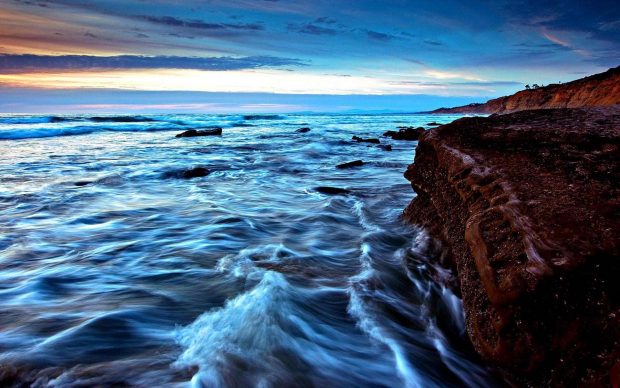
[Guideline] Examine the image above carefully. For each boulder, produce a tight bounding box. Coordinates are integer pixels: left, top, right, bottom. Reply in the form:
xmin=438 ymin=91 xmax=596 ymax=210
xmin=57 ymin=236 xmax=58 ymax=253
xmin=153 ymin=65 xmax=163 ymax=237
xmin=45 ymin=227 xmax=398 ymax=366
xmin=315 ymin=186 xmax=351 ymax=195
xmin=352 ymin=136 xmax=380 ymax=144
xmin=336 ymin=160 xmax=364 ymax=169
xmin=383 ymin=127 xmax=425 ymax=141
xmin=176 ymin=128 xmax=222 ymax=138
xmin=162 ymin=167 xmax=210 ymax=179
xmin=296 ymin=127 xmax=311 ymax=133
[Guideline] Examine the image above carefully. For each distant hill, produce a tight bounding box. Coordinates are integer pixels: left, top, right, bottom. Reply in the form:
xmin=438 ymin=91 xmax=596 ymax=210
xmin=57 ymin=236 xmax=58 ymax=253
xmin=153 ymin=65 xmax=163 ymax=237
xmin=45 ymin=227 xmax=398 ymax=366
xmin=431 ymin=66 xmax=620 ymax=114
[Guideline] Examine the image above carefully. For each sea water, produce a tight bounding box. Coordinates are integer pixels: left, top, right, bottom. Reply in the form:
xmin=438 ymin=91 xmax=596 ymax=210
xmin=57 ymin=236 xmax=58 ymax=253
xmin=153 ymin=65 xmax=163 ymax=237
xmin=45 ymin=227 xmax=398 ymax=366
xmin=0 ymin=113 xmax=498 ymax=387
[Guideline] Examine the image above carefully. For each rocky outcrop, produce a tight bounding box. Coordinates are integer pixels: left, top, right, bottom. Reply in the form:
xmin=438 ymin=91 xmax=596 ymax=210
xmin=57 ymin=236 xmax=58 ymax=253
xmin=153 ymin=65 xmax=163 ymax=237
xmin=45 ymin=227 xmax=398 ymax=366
xmin=403 ymin=107 xmax=620 ymax=386
xmin=431 ymin=66 xmax=620 ymax=114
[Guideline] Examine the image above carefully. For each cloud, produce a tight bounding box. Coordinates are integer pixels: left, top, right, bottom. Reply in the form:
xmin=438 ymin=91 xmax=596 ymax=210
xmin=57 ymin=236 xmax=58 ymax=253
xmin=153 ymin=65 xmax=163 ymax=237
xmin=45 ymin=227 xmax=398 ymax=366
xmin=541 ymin=30 xmax=590 ymax=57
xmin=365 ymin=30 xmax=396 ymax=41
xmin=287 ymin=23 xmax=339 ymax=35
xmin=0 ymin=54 xmax=306 ymax=72
xmin=141 ymin=16 xmax=264 ymax=32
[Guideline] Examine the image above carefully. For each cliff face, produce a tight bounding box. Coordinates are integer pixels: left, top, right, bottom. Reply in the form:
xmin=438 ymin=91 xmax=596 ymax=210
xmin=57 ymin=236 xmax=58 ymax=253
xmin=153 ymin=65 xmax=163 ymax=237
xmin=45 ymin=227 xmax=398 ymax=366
xmin=404 ymin=107 xmax=620 ymax=386
xmin=431 ymin=66 xmax=620 ymax=114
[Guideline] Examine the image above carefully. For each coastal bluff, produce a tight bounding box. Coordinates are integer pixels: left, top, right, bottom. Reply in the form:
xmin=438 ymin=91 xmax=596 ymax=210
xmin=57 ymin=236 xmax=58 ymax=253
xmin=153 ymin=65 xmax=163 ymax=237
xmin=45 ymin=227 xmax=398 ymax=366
xmin=431 ymin=66 xmax=620 ymax=114
xmin=403 ymin=107 xmax=620 ymax=385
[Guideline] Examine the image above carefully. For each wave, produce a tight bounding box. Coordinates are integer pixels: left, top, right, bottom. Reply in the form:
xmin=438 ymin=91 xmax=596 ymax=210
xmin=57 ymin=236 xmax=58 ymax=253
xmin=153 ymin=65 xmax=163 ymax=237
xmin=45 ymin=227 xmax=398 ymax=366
xmin=0 ymin=116 xmax=56 ymax=124
xmin=242 ymin=114 xmax=284 ymax=121
xmin=0 ymin=125 xmax=183 ymax=140
xmin=0 ymin=115 xmax=159 ymax=125
xmin=89 ymin=116 xmax=156 ymax=123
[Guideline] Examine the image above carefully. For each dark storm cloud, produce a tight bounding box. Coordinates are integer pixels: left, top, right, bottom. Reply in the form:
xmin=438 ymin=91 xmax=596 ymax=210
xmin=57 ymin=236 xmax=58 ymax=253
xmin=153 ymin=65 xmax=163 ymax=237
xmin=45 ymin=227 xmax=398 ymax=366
xmin=0 ymin=54 xmax=306 ymax=72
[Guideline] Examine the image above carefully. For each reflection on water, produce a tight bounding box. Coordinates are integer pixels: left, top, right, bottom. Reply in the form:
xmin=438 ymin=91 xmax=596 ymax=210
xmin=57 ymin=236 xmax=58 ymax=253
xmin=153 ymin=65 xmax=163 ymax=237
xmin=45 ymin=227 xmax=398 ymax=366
xmin=0 ymin=113 xmax=498 ymax=387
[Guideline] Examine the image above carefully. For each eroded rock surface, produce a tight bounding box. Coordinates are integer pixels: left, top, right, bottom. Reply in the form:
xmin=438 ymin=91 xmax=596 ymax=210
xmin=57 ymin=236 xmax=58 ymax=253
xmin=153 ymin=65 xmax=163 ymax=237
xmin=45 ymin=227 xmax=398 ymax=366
xmin=404 ymin=107 xmax=620 ymax=386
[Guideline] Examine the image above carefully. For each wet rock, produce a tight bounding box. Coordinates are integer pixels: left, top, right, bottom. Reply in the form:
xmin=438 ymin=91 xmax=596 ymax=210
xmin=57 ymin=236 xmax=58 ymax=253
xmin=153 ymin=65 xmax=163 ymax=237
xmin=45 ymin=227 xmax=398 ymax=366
xmin=403 ymin=106 xmax=620 ymax=386
xmin=352 ymin=136 xmax=380 ymax=144
xmin=336 ymin=160 xmax=364 ymax=169
xmin=175 ymin=128 xmax=222 ymax=138
xmin=426 ymin=122 xmax=441 ymax=126
xmin=383 ymin=127 xmax=425 ymax=141
xmin=378 ymin=144 xmax=392 ymax=151
xmin=314 ymin=186 xmax=351 ymax=195
xmin=162 ymin=167 xmax=210 ymax=179
xmin=296 ymin=127 xmax=311 ymax=133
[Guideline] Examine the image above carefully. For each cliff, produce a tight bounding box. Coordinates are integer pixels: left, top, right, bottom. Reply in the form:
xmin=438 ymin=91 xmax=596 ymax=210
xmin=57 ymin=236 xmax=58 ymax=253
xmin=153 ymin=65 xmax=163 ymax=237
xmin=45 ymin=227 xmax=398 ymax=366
xmin=403 ymin=107 xmax=620 ymax=386
xmin=431 ymin=66 xmax=620 ymax=114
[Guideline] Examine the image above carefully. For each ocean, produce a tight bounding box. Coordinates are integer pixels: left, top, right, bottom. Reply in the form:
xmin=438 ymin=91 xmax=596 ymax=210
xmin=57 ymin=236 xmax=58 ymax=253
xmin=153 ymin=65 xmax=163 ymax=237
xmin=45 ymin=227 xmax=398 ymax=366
xmin=0 ymin=113 xmax=498 ymax=387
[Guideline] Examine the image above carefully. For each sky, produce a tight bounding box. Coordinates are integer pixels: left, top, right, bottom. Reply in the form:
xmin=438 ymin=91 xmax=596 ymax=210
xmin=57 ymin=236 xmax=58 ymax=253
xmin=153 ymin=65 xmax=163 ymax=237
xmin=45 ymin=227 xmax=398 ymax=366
xmin=0 ymin=0 xmax=618 ymax=113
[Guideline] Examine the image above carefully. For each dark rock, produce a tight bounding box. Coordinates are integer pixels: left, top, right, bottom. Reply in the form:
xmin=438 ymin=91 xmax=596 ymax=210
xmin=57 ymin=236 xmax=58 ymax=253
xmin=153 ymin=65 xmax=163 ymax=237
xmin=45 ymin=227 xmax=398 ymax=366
xmin=162 ymin=167 xmax=210 ymax=179
xmin=74 ymin=181 xmax=93 ymax=187
xmin=296 ymin=127 xmax=311 ymax=133
xmin=378 ymin=144 xmax=392 ymax=151
xmin=315 ymin=186 xmax=351 ymax=195
xmin=336 ymin=160 xmax=364 ymax=169
xmin=352 ymin=136 xmax=380 ymax=144
xmin=403 ymin=106 xmax=620 ymax=386
xmin=176 ymin=128 xmax=222 ymax=138
xmin=383 ymin=127 xmax=425 ymax=141
xmin=426 ymin=122 xmax=441 ymax=126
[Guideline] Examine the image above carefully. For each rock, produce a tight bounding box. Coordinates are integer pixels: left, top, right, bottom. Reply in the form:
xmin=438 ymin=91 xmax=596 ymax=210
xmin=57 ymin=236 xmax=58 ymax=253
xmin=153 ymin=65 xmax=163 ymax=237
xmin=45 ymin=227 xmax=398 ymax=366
xmin=403 ymin=106 xmax=620 ymax=386
xmin=296 ymin=127 xmax=311 ymax=133
xmin=74 ymin=181 xmax=93 ymax=187
xmin=352 ymin=136 xmax=380 ymax=144
xmin=383 ymin=127 xmax=425 ymax=141
xmin=378 ymin=144 xmax=392 ymax=151
xmin=336 ymin=160 xmax=364 ymax=169
xmin=426 ymin=122 xmax=441 ymax=126
xmin=315 ymin=186 xmax=351 ymax=195
xmin=162 ymin=167 xmax=210 ymax=179
xmin=176 ymin=128 xmax=222 ymax=138
xmin=429 ymin=65 xmax=620 ymax=114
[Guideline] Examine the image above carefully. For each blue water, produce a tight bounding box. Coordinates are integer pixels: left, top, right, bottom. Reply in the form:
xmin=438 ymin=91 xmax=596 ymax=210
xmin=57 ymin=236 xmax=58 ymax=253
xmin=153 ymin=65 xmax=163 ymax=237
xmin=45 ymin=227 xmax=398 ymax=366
xmin=0 ymin=113 xmax=498 ymax=387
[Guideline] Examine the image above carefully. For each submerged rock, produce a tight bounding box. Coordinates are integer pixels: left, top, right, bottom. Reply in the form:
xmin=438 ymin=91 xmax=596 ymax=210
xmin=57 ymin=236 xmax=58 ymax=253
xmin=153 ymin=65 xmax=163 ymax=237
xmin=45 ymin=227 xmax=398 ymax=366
xmin=296 ymin=127 xmax=311 ymax=133
xmin=336 ymin=160 xmax=364 ymax=169
xmin=74 ymin=181 xmax=92 ymax=187
xmin=383 ymin=127 xmax=425 ymax=141
xmin=175 ymin=128 xmax=222 ymax=138
xmin=314 ymin=186 xmax=351 ymax=195
xmin=378 ymin=144 xmax=392 ymax=151
xmin=162 ymin=167 xmax=210 ymax=179
xmin=352 ymin=136 xmax=380 ymax=144
xmin=403 ymin=106 xmax=620 ymax=386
